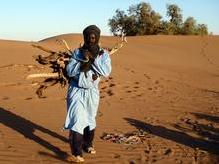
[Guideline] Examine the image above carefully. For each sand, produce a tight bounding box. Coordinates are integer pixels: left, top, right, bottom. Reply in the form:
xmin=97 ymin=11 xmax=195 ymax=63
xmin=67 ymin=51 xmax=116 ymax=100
xmin=0 ymin=35 xmax=219 ymax=163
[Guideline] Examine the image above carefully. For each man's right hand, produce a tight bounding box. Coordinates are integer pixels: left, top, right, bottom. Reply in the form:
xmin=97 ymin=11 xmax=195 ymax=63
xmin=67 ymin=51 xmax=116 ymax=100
xmin=92 ymin=74 xmax=98 ymax=81
xmin=84 ymin=50 xmax=93 ymax=61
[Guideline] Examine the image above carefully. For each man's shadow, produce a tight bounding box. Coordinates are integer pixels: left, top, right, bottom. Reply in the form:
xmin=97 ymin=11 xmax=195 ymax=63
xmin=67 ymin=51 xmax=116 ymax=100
xmin=0 ymin=107 xmax=69 ymax=162
xmin=124 ymin=117 xmax=219 ymax=155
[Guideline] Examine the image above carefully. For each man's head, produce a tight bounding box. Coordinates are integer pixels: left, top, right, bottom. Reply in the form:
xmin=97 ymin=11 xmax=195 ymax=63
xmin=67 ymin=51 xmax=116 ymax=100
xmin=83 ymin=25 xmax=101 ymax=46
xmin=80 ymin=25 xmax=101 ymax=74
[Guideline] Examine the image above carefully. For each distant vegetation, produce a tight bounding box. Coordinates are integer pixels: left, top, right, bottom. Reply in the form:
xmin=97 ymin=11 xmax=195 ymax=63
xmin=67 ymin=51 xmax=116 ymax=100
xmin=108 ymin=2 xmax=208 ymax=36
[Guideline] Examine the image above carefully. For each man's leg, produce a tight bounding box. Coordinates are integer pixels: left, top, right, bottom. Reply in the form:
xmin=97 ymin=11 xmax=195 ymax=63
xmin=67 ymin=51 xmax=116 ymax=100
xmin=69 ymin=130 xmax=83 ymax=156
xmin=83 ymin=126 xmax=96 ymax=154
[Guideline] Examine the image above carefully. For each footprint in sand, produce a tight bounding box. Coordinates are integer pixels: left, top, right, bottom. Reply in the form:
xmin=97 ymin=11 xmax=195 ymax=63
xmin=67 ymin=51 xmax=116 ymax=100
xmin=148 ymin=80 xmax=159 ymax=92
xmin=109 ymin=76 xmax=113 ymax=80
xmin=2 ymin=97 xmax=10 ymax=100
xmin=122 ymin=81 xmax=144 ymax=98
xmin=106 ymin=90 xmax=114 ymax=96
xmin=148 ymin=87 xmax=153 ymax=91
xmin=133 ymin=82 xmax=141 ymax=90
xmin=114 ymin=154 xmax=121 ymax=159
xmin=124 ymin=67 xmax=135 ymax=73
xmin=129 ymin=159 xmax=137 ymax=164
xmin=97 ymin=111 xmax=103 ymax=117
xmin=144 ymin=74 xmax=151 ymax=79
xmin=25 ymin=97 xmax=33 ymax=100
xmin=100 ymin=76 xmax=116 ymax=97
xmin=154 ymin=80 xmax=159 ymax=85
xmin=131 ymin=82 xmax=145 ymax=98
xmin=101 ymin=86 xmax=107 ymax=90
xmin=109 ymin=83 xmax=116 ymax=87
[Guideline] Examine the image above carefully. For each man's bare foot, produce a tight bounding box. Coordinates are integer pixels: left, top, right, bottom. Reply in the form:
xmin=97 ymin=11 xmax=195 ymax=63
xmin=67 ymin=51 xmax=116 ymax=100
xmin=66 ymin=155 xmax=85 ymax=163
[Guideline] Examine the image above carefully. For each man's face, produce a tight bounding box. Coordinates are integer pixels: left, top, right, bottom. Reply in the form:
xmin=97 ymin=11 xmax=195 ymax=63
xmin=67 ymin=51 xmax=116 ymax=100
xmin=87 ymin=33 xmax=96 ymax=46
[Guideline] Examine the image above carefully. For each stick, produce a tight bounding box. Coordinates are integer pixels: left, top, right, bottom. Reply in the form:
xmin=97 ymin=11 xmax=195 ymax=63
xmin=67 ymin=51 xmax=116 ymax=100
xmin=56 ymin=39 xmax=89 ymax=62
xmin=109 ymin=36 xmax=127 ymax=55
xmin=26 ymin=73 xmax=59 ymax=79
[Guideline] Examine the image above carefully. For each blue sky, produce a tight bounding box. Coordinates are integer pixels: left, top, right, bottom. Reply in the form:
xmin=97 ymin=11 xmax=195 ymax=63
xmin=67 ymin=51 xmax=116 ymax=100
xmin=0 ymin=0 xmax=218 ymax=41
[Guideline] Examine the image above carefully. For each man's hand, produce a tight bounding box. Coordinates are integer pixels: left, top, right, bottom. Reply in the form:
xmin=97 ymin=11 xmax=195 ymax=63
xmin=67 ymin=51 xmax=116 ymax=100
xmin=84 ymin=50 xmax=93 ymax=61
xmin=92 ymin=74 xmax=98 ymax=81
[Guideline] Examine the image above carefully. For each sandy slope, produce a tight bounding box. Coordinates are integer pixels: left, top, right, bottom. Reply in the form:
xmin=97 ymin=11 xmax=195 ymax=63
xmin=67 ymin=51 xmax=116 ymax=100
xmin=0 ymin=35 xmax=219 ymax=164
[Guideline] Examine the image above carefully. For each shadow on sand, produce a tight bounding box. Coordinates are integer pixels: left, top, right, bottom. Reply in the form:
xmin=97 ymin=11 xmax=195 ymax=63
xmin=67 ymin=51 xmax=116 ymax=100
xmin=124 ymin=117 xmax=219 ymax=155
xmin=172 ymin=112 xmax=219 ymax=143
xmin=0 ymin=107 xmax=69 ymax=162
xmin=192 ymin=112 xmax=219 ymax=124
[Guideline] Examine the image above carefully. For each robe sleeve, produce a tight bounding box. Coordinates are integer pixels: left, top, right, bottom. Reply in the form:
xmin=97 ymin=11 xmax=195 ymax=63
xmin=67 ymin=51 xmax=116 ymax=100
xmin=92 ymin=50 xmax=112 ymax=77
xmin=66 ymin=50 xmax=81 ymax=77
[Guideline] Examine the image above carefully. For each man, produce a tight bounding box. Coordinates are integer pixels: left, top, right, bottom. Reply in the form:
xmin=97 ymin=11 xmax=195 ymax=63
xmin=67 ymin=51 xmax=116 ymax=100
xmin=64 ymin=25 xmax=112 ymax=162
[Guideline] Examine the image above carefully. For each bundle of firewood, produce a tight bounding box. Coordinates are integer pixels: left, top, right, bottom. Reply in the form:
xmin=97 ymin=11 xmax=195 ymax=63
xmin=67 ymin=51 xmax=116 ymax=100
xmin=28 ymin=38 xmax=127 ymax=98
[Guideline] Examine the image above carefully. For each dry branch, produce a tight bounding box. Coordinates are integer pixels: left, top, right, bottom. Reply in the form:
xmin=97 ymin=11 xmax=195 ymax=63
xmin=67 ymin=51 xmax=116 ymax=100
xmin=109 ymin=36 xmax=127 ymax=55
xmin=26 ymin=73 xmax=59 ymax=79
xmin=28 ymin=37 xmax=127 ymax=98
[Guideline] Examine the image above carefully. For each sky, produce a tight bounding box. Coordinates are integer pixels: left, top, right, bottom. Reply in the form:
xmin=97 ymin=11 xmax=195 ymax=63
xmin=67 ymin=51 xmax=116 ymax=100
xmin=0 ymin=0 xmax=219 ymax=41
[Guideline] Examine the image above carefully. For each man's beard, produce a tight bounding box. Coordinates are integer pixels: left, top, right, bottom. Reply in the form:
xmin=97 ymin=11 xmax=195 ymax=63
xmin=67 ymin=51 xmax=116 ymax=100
xmin=82 ymin=44 xmax=100 ymax=59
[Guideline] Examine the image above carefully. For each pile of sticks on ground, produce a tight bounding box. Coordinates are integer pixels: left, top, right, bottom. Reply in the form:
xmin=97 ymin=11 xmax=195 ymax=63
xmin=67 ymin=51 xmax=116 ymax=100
xmin=101 ymin=130 xmax=148 ymax=145
xmin=28 ymin=37 xmax=127 ymax=98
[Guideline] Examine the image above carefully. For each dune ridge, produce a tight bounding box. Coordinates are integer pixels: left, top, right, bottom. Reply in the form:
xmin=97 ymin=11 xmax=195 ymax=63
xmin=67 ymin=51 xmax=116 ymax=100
xmin=0 ymin=35 xmax=219 ymax=163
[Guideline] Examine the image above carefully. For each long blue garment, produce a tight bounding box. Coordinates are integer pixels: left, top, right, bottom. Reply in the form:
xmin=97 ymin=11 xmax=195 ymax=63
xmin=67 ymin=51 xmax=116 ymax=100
xmin=64 ymin=49 xmax=112 ymax=134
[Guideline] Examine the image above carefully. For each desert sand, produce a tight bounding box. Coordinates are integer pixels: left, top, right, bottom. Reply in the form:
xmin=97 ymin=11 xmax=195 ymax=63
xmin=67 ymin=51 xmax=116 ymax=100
xmin=0 ymin=34 xmax=219 ymax=163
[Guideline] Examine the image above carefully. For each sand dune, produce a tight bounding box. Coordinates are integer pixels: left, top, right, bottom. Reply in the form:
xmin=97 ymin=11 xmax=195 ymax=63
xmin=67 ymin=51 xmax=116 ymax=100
xmin=0 ymin=35 xmax=219 ymax=163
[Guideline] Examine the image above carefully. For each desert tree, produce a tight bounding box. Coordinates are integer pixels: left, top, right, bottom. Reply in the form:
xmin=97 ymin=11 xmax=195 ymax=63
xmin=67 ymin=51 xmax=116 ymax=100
xmin=182 ymin=17 xmax=208 ymax=35
xmin=108 ymin=9 xmax=127 ymax=36
xmin=109 ymin=2 xmax=162 ymax=36
xmin=196 ymin=24 xmax=208 ymax=35
xmin=182 ymin=16 xmax=197 ymax=35
xmin=109 ymin=2 xmax=208 ymax=36
xmin=166 ymin=4 xmax=183 ymax=34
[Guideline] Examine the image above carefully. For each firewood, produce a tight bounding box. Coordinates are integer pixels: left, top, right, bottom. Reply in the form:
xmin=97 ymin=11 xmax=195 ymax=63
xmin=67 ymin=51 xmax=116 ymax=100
xmin=28 ymin=37 xmax=127 ymax=98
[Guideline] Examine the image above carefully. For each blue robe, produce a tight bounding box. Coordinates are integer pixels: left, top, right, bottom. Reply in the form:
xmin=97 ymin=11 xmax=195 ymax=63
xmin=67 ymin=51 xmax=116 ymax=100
xmin=64 ymin=48 xmax=112 ymax=134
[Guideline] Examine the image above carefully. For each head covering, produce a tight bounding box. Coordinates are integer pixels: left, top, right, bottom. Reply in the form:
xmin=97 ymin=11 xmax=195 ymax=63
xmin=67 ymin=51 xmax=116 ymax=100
xmin=81 ymin=25 xmax=101 ymax=59
xmin=83 ymin=25 xmax=101 ymax=44
xmin=80 ymin=25 xmax=101 ymax=76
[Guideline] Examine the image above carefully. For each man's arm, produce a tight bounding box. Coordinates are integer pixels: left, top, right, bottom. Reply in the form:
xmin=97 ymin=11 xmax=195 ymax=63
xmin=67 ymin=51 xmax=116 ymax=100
xmin=92 ymin=50 xmax=112 ymax=77
xmin=66 ymin=50 xmax=81 ymax=77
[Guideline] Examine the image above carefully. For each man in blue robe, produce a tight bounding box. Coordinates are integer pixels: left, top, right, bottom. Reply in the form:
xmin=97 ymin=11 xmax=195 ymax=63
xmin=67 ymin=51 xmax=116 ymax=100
xmin=64 ymin=25 xmax=112 ymax=162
